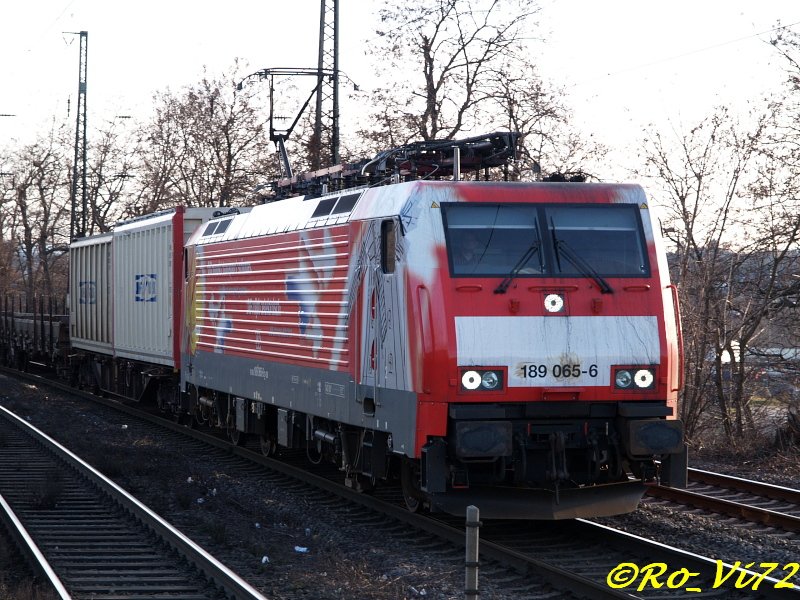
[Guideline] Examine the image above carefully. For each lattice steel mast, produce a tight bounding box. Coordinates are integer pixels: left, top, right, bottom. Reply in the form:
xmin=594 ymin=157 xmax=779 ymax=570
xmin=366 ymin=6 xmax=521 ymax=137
xmin=313 ymin=0 xmax=339 ymax=169
xmin=68 ymin=31 xmax=88 ymax=240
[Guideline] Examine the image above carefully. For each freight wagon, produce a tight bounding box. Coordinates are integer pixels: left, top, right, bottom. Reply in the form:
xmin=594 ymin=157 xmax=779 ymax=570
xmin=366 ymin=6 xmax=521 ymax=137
xmin=68 ymin=206 xmax=243 ymax=404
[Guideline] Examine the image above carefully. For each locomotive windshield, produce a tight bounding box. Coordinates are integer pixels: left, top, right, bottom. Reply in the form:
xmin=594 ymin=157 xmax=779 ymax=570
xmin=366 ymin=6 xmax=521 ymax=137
xmin=445 ymin=204 xmax=543 ymax=277
xmin=443 ymin=202 xmax=649 ymax=278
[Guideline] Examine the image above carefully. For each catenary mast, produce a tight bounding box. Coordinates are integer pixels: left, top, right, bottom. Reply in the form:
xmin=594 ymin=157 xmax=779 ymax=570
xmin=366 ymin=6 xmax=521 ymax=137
xmin=67 ymin=31 xmax=88 ymax=240
xmin=313 ymin=0 xmax=339 ymax=169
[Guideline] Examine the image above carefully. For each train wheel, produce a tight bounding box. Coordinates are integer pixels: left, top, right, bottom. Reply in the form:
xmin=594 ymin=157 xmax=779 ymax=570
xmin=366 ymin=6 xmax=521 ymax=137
xmin=401 ymin=459 xmax=423 ymax=513
xmin=228 ymin=427 xmax=245 ymax=446
xmin=259 ymin=434 xmax=277 ymax=457
xmin=175 ymin=411 xmax=194 ymax=428
xmin=185 ymin=385 xmax=201 ymax=428
xmin=345 ymin=473 xmax=375 ymax=494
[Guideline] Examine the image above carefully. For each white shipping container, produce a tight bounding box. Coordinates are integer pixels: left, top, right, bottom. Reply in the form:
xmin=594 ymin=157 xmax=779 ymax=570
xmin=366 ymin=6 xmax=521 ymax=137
xmin=69 ymin=233 xmax=113 ymax=354
xmin=112 ymin=207 xmax=222 ymax=367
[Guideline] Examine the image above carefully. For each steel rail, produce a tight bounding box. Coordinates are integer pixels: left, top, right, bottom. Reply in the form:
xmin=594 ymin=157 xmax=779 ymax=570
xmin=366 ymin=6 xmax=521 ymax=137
xmin=646 ymin=468 xmax=800 ymax=533
xmin=107 ymin=402 xmax=633 ymax=599
xmin=574 ymin=519 xmax=799 ymax=598
xmin=688 ymin=467 xmax=800 ymax=503
xmin=647 ymin=485 xmax=800 ymax=533
xmin=0 ymin=404 xmax=267 ymax=600
xmin=109 ymin=391 xmax=800 ymax=598
xmin=0 ymin=493 xmax=70 ymax=599
xmin=0 ymin=369 xmax=633 ymax=599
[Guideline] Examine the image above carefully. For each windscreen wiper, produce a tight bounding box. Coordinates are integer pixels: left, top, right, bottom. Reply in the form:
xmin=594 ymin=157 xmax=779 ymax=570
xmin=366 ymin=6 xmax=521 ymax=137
xmin=550 ymin=219 xmax=613 ymax=294
xmin=494 ymin=238 xmax=541 ymax=294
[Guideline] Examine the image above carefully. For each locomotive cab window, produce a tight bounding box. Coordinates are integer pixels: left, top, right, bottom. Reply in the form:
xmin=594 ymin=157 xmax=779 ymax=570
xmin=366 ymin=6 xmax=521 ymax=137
xmin=442 ymin=202 xmax=650 ymax=278
xmin=442 ymin=204 xmax=543 ymax=277
xmin=311 ymin=197 xmax=338 ymax=219
xmin=545 ymin=205 xmax=649 ymax=277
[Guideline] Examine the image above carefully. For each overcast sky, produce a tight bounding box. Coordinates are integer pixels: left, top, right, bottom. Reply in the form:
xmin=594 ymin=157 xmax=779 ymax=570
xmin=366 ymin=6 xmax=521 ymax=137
xmin=1 ymin=0 xmax=799 ymax=177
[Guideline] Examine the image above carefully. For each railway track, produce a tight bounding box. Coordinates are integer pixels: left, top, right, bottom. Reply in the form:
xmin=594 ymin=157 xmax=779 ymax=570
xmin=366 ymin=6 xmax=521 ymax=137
xmin=647 ymin=468 xmax=800 ymax=533
xmin=472 ymin=516 xmax=799 ymax=599
xmin=0 ymin=404 xmax=266 ymax=600
xmin=0 ymin=493 xmax=64 ymax=599
xmin=3 ymin=368 xmax=800 ymax=598
xmin=140 ymin=414 xmax=800 ymax=599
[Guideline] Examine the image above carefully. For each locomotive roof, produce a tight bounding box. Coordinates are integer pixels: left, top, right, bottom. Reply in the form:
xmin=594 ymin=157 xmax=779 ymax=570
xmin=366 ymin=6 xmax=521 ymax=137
xmin=186 ymin=180 xmax=648 ymax=247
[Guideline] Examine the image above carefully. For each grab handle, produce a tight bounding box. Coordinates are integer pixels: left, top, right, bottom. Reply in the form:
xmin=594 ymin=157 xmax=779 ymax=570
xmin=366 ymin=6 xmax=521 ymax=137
xmin=667 ymin=284 xmax=684 ymax=392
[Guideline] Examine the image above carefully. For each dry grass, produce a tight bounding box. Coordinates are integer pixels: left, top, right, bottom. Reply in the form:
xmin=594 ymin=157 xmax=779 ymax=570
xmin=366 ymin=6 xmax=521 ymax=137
xmin=0 ymin=580 xmax=60 ymax=600
xmin=691 ymin=428 xmax=800 ymax=487
xmin=0 ymin=534 xmax=59 ymax=600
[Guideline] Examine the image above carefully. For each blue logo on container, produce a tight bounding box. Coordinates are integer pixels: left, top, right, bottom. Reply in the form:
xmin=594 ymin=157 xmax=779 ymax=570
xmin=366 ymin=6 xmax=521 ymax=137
xmin=135 ymin=274 xmax=157 ymax=302
xmin=79 ymin=281 xmax=96 ymax=305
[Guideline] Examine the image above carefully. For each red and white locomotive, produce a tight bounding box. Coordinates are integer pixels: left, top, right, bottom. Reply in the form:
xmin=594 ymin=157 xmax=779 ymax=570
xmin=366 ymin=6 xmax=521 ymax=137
xmin=55 ymin=133 xmax=687 ymax=519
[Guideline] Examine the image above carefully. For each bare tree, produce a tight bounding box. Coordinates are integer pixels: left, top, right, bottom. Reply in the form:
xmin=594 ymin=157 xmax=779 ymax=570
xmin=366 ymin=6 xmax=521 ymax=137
xmin=130 ymin=62 xmax=274 ymax=216
xmin=482 ymin=61 xmax=608 ymax=181
xmin=1 ymin=131 xmax=70 ymax=299
xmin=0 ymin=172 xmax=20 ymax=298
xmin=492 ymin=58 xmax=608 ymax=180
xmin=359 ymin=0 xmax=600 ymax=180
xmin=639 ymin=105 xmax=800 ymax=445
xmin=367 ymin=0 xmax=538 ymax=142
xmin=83 ymin=119 xmax=138 ymax=233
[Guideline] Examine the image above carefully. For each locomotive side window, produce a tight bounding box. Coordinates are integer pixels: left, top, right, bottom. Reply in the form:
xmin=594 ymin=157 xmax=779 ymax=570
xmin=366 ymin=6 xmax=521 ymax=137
xmin=214 ymin=219 xmax=231 ymax=235
xmin=381 ymin=219 xmax=396 ymax=274
xmin=202 ymin=218 xmax=232 ymax=237
xmin=202 ymin=221 xmax=218 ymax=236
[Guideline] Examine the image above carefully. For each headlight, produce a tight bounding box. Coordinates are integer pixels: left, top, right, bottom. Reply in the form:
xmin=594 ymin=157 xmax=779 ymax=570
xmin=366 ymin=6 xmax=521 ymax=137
xmin=461 ymin=370 xmax=481 ymax=390
xmin=613 ymin=366 xmax=656 ymax=390
xmin=634 ymin=369 xmax=655 ymax=389
xmin=544 ymin=294 xmax=564 ymax=313
xmin=460 ymin=369 xmax=504 ymax=392
xmin=481 ymin=371 xmax=499 ymax=389
xmin=615 ymin=369 xmax=633 ymax=388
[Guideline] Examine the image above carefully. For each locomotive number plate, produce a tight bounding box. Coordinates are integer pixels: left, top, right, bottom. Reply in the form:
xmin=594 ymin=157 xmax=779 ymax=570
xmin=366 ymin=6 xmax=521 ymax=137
xmin=519 ymin=363 xmax=599 ymax=379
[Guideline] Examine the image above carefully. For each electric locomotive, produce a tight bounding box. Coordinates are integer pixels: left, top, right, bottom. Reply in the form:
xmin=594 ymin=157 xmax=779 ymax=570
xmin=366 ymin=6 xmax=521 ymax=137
xmin=179 ymin=133 xmax=687 ymax=519
xmin=2 ymin=133 xmax=685 ymax=519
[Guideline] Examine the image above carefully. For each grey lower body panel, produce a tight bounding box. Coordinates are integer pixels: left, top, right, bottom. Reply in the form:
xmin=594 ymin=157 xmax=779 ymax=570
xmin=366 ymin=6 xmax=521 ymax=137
xmin=184 ymin=351 xmax=419 ymax=456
